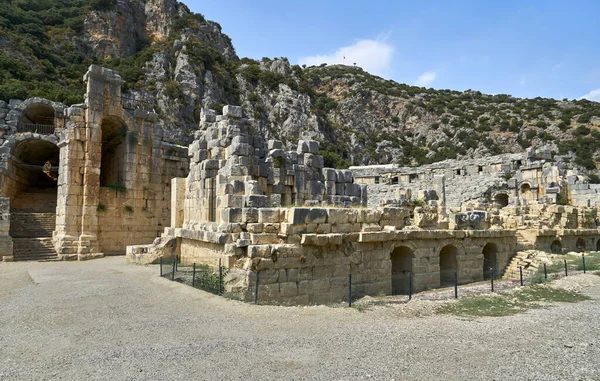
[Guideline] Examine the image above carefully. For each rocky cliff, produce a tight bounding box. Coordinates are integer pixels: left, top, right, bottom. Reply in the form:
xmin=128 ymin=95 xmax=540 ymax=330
xmin=2 ymin=0 xmax=600 ymax=171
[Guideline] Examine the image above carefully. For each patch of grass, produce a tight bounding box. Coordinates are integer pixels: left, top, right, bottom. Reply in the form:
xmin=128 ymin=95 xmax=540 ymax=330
xmin=438 ymin=285 xmax=590 ymax=317
xmin=105 ymin=183 xmax=127 ymax=194
xmin=96 ymin=202 xmax=107 ymax=213
xmin=123 ymin=205 xmax=134 ymax=214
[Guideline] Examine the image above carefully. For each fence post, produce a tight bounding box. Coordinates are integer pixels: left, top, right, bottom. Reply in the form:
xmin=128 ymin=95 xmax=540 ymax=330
xmin=454 ymin=271 xmax=458 ymax=299
xmin=192 ymin=263 xmax=196 ymax=287
xmin=564 ymin=259 xmax=568 ymax=277
xmin=544 ymin=263 xmax=547 ymax=279
xmin=490 ymin=267 xmax=494 ymax=292
xmin=160 ymin=257 xmax=163 ymax=277
xmin=219 ymin=258 xmax=223 ymax=295
xmin=348 ymin=274 xmax=352 ymax=307
xmin=408 ymin=271 xmax=412 ymax=301
xmin=519 ymin=266 xmax=523 ymax=286
xmin=172 ymin=257 xmax=176 ymax=280
xmin=583 ymin=254 xmax=586 ymax=274
xmin=254 ymin=271 xmax=260 ymax=304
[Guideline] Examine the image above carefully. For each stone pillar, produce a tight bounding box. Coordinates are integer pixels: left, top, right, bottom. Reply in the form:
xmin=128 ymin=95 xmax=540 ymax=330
xmin=434 ymin=174 xmax=447 ymax=216
xmin=53 ymin=108 xmax=87 ymax=259
xmin=171 ymin=178 xmax=186 ymax=228
xmin=0 ymin=198 xmax=13 ymax=261
xmin=76 ymin=65 xmax=124 ymax=259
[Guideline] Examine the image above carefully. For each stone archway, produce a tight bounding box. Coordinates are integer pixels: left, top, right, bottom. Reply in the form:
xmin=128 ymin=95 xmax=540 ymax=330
xmin=597 ymin=239 xmax=600 ymax=252
xmin=10 ymin=138 xmax=60 ymax=207
xmin=19 ymin=102 xmax=55 ymax=131
xmin=482 ymin=243 xmax=498 ymax=280
xmin=551 ymin=239 xmax=563 ymax=254
xmin=391 ymin=245 xmax=414 ymax=295
xmin=576 ymin=238 xmax=586 ymax=252
xmin=521 ymin=183 xmax=531 ymax=199
xmin=439 ymin=244 xmax=458 ymax=287
xmin=8 ymin=138 xmax=60 ymax=260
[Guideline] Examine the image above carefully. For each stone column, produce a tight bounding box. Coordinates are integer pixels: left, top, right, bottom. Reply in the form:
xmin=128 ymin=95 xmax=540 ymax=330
xmin=53 ymin=108 xmax=87 ymax=259
xmin=76 ymin=65 xmax=124 ymax=259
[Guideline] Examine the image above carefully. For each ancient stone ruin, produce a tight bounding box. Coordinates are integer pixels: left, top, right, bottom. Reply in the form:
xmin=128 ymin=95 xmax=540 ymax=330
xmin=127 ymin=96 xmax=600 ymax=305
xmin=0 ymin=65 xmax=187 ymax=261
xmin=3 ymin=64 xmax=600 ymax=305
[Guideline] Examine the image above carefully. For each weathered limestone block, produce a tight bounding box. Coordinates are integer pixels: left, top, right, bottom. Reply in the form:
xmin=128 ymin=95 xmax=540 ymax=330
xmin=223 ymin=105 xmax=243 ymax=118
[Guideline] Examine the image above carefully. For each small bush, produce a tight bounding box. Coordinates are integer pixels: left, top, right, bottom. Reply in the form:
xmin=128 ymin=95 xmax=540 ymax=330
xmin=124 ymin=205 xmax=134 ymax=214
xmin=96 ymin=202 xmax=107 ymax=213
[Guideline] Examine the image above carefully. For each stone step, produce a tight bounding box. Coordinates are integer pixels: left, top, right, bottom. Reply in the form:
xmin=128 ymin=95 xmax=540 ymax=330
xmin=13 ymin=238 xmax=57 ymax=261
xmin=9 ymin=213 xmax=56 ymax=238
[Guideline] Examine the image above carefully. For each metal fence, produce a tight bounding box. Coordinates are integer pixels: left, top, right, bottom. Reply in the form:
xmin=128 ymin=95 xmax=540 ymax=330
xmin=17 ymin=122 xmax=56 ymax=134
xmin=160 ymin=257 xmax=226 ymax=296
xmin=159 ymin=253 xmax=599 ymax=306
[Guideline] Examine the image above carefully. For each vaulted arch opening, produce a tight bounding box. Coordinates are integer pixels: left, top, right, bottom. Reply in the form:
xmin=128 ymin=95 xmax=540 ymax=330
xmin=18 ymin=103 xmax=55 ymax=134
xmin=10 ymin=139 xmax=59 ymax=209
xmin=576 ymin=238 xmax=586 ymax=252
xmin=391 ymin=246 xmax=414 ymax=295
xmin=482 ymin=243 xmax=498 ymax=280
xmin=439 ymin=244 xmax=458 ymax=287
xmin=494 ymin=193 xmax=509 ymax=208
xmin=551 ymin=239 xmax=563 ymax=254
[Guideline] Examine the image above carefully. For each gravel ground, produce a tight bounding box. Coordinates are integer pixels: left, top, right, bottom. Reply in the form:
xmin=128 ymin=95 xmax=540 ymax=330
xmin=1 ymin=257 xmax=600 ymax=381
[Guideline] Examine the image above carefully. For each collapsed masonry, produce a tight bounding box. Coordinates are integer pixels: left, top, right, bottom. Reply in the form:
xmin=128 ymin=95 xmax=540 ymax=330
xmin=128 ymin=105 xmax=600 ymax=305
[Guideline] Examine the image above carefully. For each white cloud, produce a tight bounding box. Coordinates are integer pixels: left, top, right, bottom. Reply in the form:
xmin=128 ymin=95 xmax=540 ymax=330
xmin=415 ymin=71 xmax=437 ymax=87
xmin=298 ymin=39 xmax=394 ymax=77
xmin=580 ymin=89 xmax=600 ymax=102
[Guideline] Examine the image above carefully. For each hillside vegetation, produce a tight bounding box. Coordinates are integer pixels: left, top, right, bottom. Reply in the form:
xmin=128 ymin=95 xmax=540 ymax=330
xmin=1 ymin=0 xmax=600 ymax=171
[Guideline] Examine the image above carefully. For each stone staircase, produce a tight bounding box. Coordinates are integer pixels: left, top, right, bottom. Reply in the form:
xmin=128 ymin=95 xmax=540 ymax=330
xmin=10 ymin=189 xmax=58 ymax=261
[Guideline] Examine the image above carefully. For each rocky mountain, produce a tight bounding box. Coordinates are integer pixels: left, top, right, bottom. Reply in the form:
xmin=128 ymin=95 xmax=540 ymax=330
xmin=2 ymin=0 xmax=600 ymax=172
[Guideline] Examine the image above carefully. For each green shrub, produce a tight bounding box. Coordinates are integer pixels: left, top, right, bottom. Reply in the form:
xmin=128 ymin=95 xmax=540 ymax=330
xmin=96 ymin=202 xmax=107 ymax=213
xmin=124 ymin=205 xmax=134 ymax=214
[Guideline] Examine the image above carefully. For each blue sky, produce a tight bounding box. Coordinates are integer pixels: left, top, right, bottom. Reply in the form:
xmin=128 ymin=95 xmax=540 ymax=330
xmin=187 ymin=0 xmax=600 ymax=101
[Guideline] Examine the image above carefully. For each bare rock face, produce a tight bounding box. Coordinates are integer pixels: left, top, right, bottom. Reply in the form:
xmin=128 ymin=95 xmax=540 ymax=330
xmin=145 ymin=0 xmax=178 ymax=40
xmin=84 ymin=1 xmax=147 ymax=59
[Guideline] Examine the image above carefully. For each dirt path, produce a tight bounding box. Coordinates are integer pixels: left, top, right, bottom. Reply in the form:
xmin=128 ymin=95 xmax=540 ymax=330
xmin=1 ymin=257 xmax=599 ymax=380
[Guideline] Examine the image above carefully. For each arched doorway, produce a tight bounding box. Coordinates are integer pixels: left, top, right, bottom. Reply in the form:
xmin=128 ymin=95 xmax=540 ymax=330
xmin=482 ymin=243 xmax=498 ymax=280
xmin=391 ymin=246 xmax=414 ymax=295
xmin=520 ymin=183 xmax=531 ymax=195
xmin=551 ymin=239 xmax=562 ymax=254
xmin=596 ymin=239 xmax=600 ymax=252
xmin=8 ymin=138 xmax=60 ymax=260
xmin=100 ymin=117 xmax=127 ymax=187
xmin=576 ymin=238 xmax=586 ymax=252
xmin=494 ymin=193 xmax=509 ymax=208
xmin=439 ymin=244 xmax=458 ymax=287
xmin=10 ymin=139 xmax=59 ymax=209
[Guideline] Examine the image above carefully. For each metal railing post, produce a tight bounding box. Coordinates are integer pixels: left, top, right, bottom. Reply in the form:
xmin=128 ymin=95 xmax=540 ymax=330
xmin=254 ymin=271 xmax=260 ymax=304
xmin=490 ymin=267 xmax=494 ymax=292
xmin=348 ymin=274 xmax=352 ymax=307
xmin=583 ymin=254 xmax=586 ymax=274
xmin=408 ymin=271 xmax=412 ymax=301
xmin=192 ymin=263 xmax=196 ymax=287
xmin=544 ymin=263 xmax=547 ymax=279
xmin=519 ymin=266 xmax=523 ymax=286
xmin=218 ymin=258 xmax=223 ymax=295
xmin=454 ymin=272 xmax=458 ymax=299
xmin=564 ymin=259 xmax=568 ymax=277
xmin=160 ymin=257 xmax=163 ymax=277
xmin=172 ymin=257 xmax=176 ymax=280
